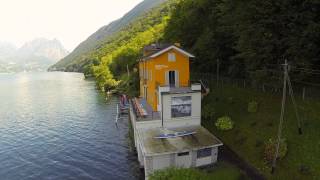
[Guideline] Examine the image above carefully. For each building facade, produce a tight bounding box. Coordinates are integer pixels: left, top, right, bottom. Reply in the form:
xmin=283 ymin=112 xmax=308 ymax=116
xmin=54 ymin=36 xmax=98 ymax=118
xmin=130 ymin=43 xmax=223 ymax=179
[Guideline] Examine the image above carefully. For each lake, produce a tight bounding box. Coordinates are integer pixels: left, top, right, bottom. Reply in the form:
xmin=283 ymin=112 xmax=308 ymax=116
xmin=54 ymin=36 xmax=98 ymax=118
xmin=0 ymin=72 xmax=140 ymax=180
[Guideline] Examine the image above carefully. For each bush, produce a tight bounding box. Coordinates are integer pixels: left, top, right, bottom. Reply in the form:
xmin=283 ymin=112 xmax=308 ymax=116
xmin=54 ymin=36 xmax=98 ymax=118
xmin=215 ymin=116 xmax=234 ymax=130
xmin=248 ymin=101 xmax=258 ymax=113
xmin=149 ymin=164 xmax=245 ymax=180
xmin=263 ymin=138 xmax=288 ymax=163
xmin=149 ymin=168 xmax=204 ymax=180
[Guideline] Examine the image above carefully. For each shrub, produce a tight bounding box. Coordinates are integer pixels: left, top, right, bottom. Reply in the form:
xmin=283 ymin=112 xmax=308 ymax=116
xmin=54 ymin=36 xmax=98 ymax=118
xmin=149 ymin=167 xmax=204 ymax=180
xmin=248 ymin=101 xmax=258 ymax=113
xmin=215 ymin=116 xmax=234 ymax=130
xmin=263 ymin=138 xmax=288 ymax=163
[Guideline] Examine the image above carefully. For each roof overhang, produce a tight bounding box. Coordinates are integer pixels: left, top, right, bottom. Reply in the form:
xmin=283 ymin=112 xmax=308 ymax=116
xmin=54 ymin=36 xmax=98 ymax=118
xmin=149 ymin=45 xmax=195 ymax=59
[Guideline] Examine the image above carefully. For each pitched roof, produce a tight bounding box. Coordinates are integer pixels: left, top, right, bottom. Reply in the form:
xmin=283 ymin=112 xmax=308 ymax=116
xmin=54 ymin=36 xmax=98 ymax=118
xmin=142 ymin=45 xmax=195 ymax=61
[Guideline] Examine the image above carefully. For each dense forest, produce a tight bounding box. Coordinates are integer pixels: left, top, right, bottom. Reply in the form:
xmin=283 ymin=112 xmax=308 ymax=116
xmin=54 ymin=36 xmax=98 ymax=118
xmin=51 ymin=0 xmax=320 ymax=93
xmin=164 ymin=0 xmax=320 ymax=84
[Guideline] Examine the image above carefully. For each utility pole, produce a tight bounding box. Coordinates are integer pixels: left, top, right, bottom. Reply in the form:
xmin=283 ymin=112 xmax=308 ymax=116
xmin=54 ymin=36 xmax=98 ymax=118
xmin=271 ymin=60 xmax=288 ymax=174
xmin=271 ymin=60 xmax=304 ymax=174
xmin=217 ymin=59 xmax=220 ymax=87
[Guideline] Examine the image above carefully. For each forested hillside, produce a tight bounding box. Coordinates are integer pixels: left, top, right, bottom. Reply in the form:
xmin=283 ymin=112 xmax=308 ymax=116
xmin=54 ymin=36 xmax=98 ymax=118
xmin=51 ymin=0 xmax=319 ymax=93
xmin=92 ymin=0 xmax=177 ymax=93
xmin=164 ymin=0 xmax=320 ymax=84
xmin=50 ymin=0 xmax=168 ymax=72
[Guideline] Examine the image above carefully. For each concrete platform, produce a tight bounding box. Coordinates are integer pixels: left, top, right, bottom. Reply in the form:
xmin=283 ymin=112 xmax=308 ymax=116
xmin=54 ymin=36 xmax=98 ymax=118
xmin=137 ymin=126 xmax=223 ymax=156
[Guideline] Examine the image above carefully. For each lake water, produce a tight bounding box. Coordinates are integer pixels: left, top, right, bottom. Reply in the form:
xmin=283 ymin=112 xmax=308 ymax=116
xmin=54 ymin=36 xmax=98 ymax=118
xmin=0 ymin=72 xmax=140 ymax=180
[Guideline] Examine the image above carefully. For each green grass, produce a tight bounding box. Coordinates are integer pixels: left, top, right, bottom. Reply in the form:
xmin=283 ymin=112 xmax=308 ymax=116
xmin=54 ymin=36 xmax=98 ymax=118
xmin=202 ymin=85 xmax=320 ymax=180
xmin=149 ymin=161 xmax=247 ymax=180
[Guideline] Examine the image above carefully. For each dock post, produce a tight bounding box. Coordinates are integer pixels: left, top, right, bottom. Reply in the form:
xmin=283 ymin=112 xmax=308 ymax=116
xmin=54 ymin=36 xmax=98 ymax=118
xmin=115 ymin=103 xmax=119 ymax=125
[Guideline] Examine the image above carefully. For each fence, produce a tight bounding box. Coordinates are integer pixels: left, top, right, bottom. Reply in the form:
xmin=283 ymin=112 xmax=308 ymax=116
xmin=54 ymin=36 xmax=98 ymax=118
xmin=191 ymin=72 xmax=320 ymax=101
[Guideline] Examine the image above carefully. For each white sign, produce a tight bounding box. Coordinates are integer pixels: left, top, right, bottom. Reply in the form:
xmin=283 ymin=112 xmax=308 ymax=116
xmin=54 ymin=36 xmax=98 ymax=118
xmin=155 ymin=65 xmax=168 ymax=70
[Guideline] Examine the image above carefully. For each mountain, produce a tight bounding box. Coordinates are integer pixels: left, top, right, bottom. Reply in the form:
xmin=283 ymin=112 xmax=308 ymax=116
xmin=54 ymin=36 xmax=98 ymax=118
xmin=0 ymin=42 xmax=17 ymax=60
xmin=0 ymin=38 xmax=69 ymax=73
xmin=50 ymin=0 xmax=167 ymax=72
xmin=18 ymin=38 xmax=68 ymax=62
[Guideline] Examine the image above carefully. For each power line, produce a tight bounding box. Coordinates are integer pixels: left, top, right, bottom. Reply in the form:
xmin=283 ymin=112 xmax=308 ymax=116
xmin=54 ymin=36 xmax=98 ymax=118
xmin=287 ymin=73 xmax=303 ymax=134
xmin=292 ymin=67 xmax=320 ymax=73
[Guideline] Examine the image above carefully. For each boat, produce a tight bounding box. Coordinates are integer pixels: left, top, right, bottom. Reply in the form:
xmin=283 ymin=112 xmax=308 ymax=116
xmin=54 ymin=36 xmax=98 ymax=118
xmin=154 ymin=131 xmax=196 ymax=139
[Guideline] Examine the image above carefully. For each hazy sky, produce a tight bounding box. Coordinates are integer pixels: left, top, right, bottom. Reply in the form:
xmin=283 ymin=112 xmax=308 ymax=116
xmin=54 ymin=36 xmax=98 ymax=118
xmin=0 ymin=0 xmax=143 ymax=51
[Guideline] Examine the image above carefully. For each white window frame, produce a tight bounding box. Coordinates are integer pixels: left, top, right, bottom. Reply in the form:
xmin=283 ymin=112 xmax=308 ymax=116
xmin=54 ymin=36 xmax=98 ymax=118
xmin=168 ymin=53 xmax=176 ymax=62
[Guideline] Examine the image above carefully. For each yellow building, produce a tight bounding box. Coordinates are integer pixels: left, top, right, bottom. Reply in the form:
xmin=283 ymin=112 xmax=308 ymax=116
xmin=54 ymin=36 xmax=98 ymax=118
xmin=131 ymin=44 xmax=222 ymax=179
xmin=139 ymin=44 xmax=195 ymax=110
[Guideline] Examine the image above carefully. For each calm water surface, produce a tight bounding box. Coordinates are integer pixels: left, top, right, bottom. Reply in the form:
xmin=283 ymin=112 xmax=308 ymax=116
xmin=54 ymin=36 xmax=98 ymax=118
xmin=0 ymin=72 xmax=140 ymax=180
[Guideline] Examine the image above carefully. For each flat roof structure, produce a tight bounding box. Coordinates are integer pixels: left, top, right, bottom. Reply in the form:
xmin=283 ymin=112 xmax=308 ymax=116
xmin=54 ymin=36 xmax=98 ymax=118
xmin=137 ymin=126 xmax=223 ymax=156
xmin=131 ymin=98 xmax=161 ymax=122
xmin=158 ymin=83 xmax=202 ymax=94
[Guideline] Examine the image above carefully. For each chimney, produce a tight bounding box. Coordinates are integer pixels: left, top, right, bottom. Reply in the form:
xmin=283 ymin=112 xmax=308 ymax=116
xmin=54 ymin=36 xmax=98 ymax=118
xmin=174 ymin=42 xmax=181 ymax=47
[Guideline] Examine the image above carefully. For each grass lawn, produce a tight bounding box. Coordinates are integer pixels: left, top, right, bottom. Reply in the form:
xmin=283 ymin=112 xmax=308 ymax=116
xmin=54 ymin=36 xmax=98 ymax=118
xmin=149 ymin=161 xmax=248 ymax=180
xmin=202 ymin=85 xmax=320 ymax=179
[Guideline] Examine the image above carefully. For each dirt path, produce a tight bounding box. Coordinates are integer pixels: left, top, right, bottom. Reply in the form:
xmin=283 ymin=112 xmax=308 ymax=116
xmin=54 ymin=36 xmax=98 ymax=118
xmin=219 ymin=145 xmax=266 ymax=180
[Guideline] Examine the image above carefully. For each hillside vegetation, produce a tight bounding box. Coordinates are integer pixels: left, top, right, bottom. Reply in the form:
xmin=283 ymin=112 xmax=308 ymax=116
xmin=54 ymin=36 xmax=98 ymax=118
xmin=51 ymin=0 xmax=319 ymax=93
xmin=200 ymin=81 xmax=320 ymax=179
xmin=84 ymin=0 xmax=177 ymax=94
xmin=50 ymin=0 xmax=168 ymax=72
xmin=164 ymin=0 xmax=320 ymax=83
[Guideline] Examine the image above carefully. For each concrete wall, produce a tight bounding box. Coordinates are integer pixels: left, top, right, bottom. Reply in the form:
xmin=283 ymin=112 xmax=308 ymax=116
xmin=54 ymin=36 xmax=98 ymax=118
xmin=129 ymin=105 xmax=162 ymax=148
xmin=137 ymin=143 xmax=144 ymax=168
xmin=175 ymin=151 xmax=192 ymax=168
xmin=144 ymin=154 xmax=172 ymax=179
xmin=135 ymin=120 xmax=162 ymax=129
xmin=144 ymin=146 xmax=219 ymax=179
xmin=195 ymin=147 xmax=219 ymax=167
xmin=162 ymin=92 xmax=201 ymax=128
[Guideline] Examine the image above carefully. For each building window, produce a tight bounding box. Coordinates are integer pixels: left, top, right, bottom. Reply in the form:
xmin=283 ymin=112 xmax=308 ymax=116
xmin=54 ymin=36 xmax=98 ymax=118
xmin=197 ymin=148 xmax=212 ymax=158
xmin=177 ymin=152 xmax=189 ymax=156
xmin=171 ymin=96 xmax=191 ymax=118
xmin=168 ymin=53 xmax=176 ymax=62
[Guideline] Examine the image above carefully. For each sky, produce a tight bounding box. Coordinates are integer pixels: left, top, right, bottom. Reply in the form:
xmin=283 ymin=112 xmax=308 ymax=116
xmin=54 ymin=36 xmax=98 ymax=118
xmin=0 ymin=0 xmax=143 ymax=51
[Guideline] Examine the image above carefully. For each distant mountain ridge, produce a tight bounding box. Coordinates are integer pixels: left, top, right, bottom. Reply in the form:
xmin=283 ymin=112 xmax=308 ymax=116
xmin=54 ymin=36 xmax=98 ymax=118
xmin=18 ymin=38 xmax=68 ymax=61
xmin=0 ymin=38 xmax=69 ymax=73
xmin=50 ymin=0 xmax=167 ymax=71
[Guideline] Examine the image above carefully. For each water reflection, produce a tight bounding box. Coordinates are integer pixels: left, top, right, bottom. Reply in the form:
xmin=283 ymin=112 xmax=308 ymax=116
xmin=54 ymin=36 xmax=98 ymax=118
xmin=0 ymin=72 xmax=140 ymax=180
